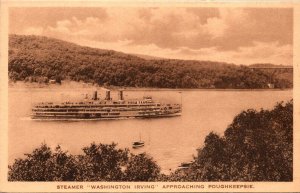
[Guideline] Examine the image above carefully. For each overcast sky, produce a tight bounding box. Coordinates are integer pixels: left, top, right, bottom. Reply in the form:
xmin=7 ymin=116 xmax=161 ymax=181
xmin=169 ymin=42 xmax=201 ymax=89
xmin=9 ymin=7 xmax=293 ymax=65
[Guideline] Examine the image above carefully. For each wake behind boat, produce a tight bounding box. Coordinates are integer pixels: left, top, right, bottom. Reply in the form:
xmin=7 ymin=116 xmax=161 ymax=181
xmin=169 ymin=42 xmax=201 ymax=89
xmin=31 ymin=90 xmax=182 ymax=120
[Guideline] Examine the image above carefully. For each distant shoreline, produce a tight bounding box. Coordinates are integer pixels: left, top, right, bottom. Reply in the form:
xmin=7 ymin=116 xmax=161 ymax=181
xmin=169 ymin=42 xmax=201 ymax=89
xmin=8 ymin=81 xmax=292 ymax=92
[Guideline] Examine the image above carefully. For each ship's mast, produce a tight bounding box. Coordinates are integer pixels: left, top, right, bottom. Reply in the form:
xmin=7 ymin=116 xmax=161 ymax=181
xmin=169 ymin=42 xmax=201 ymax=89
xmin=179 ymin=91 xmax=182 ymax=104
xmin=179 ymin=91 xmax=183 ymax=113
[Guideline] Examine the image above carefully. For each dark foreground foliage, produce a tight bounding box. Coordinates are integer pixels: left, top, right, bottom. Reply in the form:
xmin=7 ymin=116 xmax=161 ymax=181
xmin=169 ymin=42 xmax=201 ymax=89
xmin=167 ymin=100 xmax=293 ymax=181
xmin=8 ymin=143 xmax=160 ymax=181
xmin=9 ymin=34 xmax=292 ymax=89
xmin=9 ymin=101 xmax=292 ymax=181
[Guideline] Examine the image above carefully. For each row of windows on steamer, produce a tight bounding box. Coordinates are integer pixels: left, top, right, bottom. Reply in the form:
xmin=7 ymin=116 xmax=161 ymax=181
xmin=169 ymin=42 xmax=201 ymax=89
xmin=33 ymin=107 xmax=166 ymax=112
xmin=34 ymin=103 xmax=163 ymax=108
xmin=33 ymin=110 xmax=172 ymax=117
xmin=38 ymin=101 xmax=147 ymax=105
xmin=33 ymin=112 xmax=122 ymax=116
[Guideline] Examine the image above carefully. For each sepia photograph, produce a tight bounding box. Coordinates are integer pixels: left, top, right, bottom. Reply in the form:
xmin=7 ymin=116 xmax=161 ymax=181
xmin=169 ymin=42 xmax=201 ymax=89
xmin=0 ymin=1 xmax=300 ymax=192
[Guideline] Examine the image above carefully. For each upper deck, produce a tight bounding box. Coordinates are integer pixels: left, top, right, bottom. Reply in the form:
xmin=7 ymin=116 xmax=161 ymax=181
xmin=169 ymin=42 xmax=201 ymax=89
xmin=34 ymin=99 xmax=160 ymax=108
xmin=33 ymin=91 xmax=166 ymax=108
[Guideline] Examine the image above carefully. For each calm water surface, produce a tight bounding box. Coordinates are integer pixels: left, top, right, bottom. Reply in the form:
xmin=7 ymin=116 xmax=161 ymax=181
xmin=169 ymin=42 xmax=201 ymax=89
xmin=8 ymin=83 xmax=292 ymax=173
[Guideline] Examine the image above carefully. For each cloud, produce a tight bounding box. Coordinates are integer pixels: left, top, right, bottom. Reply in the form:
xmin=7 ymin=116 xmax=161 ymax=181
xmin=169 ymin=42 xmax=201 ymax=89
xmin=233 ymin=41 xmax=293 ymax=65
xmin=70 ymin=37 xmax=292 ymax=65
xmin=11 ymin=7 xmax=293 ymax=65
xmin=22 ymin=27 xmax=44 ymax=35
xmin=203 ymin=16 xmax=228 ymax=39
xmin=26 ymin=8 xmax=226 ymax=47
xmin=173 ymin=41 xmax=292 ymax=65
xmin=47 ymin=19 xmax=72 ymax=34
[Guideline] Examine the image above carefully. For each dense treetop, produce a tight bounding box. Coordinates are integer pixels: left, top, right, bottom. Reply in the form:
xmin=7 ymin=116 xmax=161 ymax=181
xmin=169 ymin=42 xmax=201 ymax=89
xmin=8 ymin=142 xmax=160 ymax=181
xmin=9 ymin=35 xmax=292 ymax=88
xmin=166 ymin=100 xmax=293 ymax=181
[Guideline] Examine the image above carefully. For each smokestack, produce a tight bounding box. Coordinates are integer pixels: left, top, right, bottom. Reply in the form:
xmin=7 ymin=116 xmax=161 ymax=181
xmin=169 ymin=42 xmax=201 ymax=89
xmin=92 ymin=91 xmax=98 ymax=100
xmin=105 ymin=90 xmax=111 ymax=100
xmin=118 ymin=90 xmax=124 ymax=100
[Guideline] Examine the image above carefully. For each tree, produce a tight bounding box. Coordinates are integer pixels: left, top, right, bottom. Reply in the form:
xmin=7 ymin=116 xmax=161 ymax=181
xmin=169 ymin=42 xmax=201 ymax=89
xmin=55 ymin=75 xmax=62 ymax=84
xmin=167 ymin=100 xmax=293 ymax=182
xmin=124 ymin=153 xmax=160 ymax=181
xmin=224 ymin=101 xmax=293 ymax=181
xmin=75 ymin=143 xmax=128 ymax=181
xmin=8 ymin=142 xmax=162 ymax=182
xmin=191 ymin=132 xmax=230 ymax=181
xmin=8 ymin=144 xmax=78 ymax=181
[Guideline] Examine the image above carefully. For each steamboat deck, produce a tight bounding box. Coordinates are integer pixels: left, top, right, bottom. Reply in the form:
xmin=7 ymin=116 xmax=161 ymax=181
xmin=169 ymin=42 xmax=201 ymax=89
xmin=31 ymin=90 xmax=182 ymax=120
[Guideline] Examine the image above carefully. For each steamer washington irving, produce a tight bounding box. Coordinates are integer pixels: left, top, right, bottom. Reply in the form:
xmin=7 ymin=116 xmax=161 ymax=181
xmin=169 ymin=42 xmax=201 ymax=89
xmin=31 ymin=90 xmax=182 ymax=120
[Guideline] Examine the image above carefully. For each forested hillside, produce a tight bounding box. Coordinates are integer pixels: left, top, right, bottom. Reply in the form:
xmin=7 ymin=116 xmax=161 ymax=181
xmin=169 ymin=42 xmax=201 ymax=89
xmin=9 ymin=35 xmax=293 ymax=89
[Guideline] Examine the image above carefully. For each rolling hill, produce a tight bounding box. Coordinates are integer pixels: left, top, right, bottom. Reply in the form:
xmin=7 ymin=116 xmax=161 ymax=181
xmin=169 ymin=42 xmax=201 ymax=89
xmin=8 ymin=34 xmax=293 ymax=89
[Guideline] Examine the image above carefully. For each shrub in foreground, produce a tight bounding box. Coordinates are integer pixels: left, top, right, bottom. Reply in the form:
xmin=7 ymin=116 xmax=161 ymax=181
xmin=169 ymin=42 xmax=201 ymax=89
xmin=167 ymin=100 xmax=293 ymax=181
xmin=8 ymin=143 xmax=160 ymax=181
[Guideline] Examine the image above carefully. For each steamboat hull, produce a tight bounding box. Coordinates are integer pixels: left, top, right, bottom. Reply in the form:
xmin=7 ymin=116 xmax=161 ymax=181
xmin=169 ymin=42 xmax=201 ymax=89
xmin=31 ymin=113 xmax=181 ymax=121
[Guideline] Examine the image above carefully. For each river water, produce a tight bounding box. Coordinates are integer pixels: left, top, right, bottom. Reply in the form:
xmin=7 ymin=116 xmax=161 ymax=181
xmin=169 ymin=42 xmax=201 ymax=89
xmin=8 ymin=82 xmax=292 ymax=173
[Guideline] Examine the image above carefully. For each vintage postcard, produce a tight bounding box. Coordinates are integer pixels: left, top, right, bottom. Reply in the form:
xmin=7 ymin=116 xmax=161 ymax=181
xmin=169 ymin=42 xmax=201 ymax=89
xmin=0 ymin=0 xmax=299 ymax=192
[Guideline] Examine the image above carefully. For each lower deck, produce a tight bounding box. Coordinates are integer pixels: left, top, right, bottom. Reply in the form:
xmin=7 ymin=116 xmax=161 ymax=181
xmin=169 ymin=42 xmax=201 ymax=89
xmin=31 ymin=111 xmax=181 ymax=120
